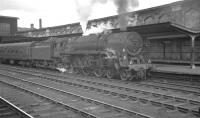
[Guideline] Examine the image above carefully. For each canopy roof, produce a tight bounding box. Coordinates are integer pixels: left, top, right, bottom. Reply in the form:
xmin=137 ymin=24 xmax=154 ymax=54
xmin=112 ymin=22 xmax=200 ymax=39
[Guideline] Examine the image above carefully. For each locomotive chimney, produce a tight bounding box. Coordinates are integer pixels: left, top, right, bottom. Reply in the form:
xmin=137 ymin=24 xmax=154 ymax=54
xmin=39 ymin=18 xmax=42 ymax=29
xmin=30 ymin=24 xmax=34 ymax=29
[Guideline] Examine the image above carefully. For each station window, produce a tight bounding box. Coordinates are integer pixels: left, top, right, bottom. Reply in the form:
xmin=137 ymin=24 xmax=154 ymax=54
xmin=60 ymin=42 xmax=64 ymax=47
xmin=0 ymin=23 xmax=10 ymax=35
xmin=52 ymin=43 xmax=55 ymax=48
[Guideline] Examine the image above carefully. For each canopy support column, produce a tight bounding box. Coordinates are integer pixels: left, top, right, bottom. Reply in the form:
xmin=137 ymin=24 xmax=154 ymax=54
xmin=190 ymin=35 xmax=196 ymax=69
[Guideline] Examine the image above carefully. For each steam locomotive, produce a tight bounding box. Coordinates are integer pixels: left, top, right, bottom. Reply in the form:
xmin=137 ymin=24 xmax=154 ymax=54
xmin=0 ymin=31 xmax=150 ymax=80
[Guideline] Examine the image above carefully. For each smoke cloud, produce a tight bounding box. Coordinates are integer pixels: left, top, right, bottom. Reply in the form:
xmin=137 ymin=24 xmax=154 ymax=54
xmin=75 ymin=0 xmax=139 ymax=34
xmin=75 ymin=0 xmax=108 ymax=33
xmin=114 ymin=0 xmax=139 ymax=30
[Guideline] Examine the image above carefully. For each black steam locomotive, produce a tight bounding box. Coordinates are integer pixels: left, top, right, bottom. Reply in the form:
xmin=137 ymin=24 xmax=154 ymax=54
xmin=0 ymin=31 xmax=151 ymax=80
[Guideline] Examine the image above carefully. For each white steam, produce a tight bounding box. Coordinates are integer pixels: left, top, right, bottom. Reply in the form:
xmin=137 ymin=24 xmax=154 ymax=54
xmin=83 ymin=23 xmax=113 ymax=35
xmin=75 ymin=0 xmax=139 ymax=34
xmin=75 ymin=0 xmax=108 ymax=34
xmin=114 ymin=0 xmax=139 ymax=30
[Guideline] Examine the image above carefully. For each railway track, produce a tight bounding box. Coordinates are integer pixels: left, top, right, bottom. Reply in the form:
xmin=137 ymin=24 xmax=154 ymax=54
xmin=0 ymin=82 xmax=90 ymax=118
xmin=2 ymin=64 xmax=200 ymax=98
xmin=146 ymin=79 xmax=200 ymax=90
xmin=0 ymin=96 xmax=33 ymax=118
xmin=150 ymin=71 xmax=200 ymax=82
xmin=150 ymin=71 xmax=200 ymax=87
xmin=0 ymin=69 xmax=153 ymax=118
xmin=3 ymin=64 xmax=200 ymax=93
xmin=0 ymin=64 xmax=199 ymax=117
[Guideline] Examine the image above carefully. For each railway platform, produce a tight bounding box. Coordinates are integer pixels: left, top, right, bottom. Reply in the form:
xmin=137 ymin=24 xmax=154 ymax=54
xmin=152 ymin=64 xmax=200 ymax=76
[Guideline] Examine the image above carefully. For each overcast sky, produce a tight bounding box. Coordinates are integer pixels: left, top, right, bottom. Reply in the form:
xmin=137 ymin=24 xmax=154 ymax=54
xmin=0 ymin=0 xmax=181 ymax=28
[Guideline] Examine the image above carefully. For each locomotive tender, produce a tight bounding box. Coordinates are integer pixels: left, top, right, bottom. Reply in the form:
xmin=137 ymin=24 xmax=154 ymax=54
xmin=0 ymin=31 xmax=150 ymax=80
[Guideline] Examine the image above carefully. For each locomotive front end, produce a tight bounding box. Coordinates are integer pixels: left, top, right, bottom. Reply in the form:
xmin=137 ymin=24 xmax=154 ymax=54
xmin=105 ymin=32 xmax=150 ymax=80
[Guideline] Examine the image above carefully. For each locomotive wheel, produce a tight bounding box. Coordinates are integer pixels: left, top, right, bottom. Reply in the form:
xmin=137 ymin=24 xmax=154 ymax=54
xmin=73 ymin=67 xmax=79 ymax=74
xmin=66 ymin=66 xmax=73 ymax=73
xmin=94 ymin=68 xmax=103 ymax=78
xmin=81 ymin=67 xmax=90 ymax=76
xmin=77 ymin=68 xmax=82 ymax=74
xmin=106 ymin=69 xmax=115 ymax=79
xmin=120 ymin=69 xmax=131 ymax=81
xmin=9 ymin=60 xmax=14 ymax=65
xmin=137 ymin=70 xmax=145 ymax=80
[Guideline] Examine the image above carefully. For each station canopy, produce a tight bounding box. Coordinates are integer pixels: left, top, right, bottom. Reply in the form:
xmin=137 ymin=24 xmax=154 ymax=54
xmin=111 ymin=22 xmax=200 ymax=40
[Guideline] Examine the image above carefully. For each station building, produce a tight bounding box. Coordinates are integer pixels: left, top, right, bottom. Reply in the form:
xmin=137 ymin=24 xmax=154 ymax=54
xmin=0 ymin=15 xmax=18 ymax=42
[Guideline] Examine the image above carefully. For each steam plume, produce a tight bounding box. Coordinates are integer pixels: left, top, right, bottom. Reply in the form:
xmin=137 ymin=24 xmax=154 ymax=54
xmin=114 ymin=0 xmax=139 ymax=30
xmin=75 ymin=0 xmax=108 ymax=34
xmin=75 ymin=0 xmax=139 ymax=34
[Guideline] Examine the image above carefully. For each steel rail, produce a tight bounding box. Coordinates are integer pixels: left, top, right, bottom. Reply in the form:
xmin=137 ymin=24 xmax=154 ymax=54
xmin=1 ymin=65 xmax=200 ymax=95
xmin=2 ymin=67 xmax=200 ymax=102
xmin=149 ymin=72 xmax=200 ymax=89
xmin=0 ymin=71 xmax=153 ymax=118
xmin=1 ymin=64 xmax=200 ymax=116
xmin=0 ymin=96 xmax=34 ymax=118
xmin=0 ymin=66 xmax=200 ymax=115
